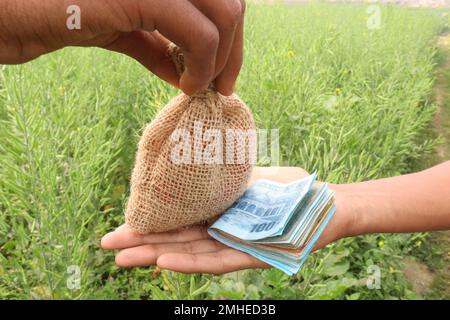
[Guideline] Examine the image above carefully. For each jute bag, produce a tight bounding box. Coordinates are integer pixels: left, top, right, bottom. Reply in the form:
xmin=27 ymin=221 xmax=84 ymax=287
xmin=125 ymin=44 xmax=256 ymax=234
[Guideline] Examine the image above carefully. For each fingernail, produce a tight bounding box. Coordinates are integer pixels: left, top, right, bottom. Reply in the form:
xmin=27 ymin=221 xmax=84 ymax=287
xmin=221 ymin=88 xmax=234 ymax=96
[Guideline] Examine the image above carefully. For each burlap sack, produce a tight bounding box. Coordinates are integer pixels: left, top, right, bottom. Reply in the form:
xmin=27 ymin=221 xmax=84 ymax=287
xmin=125 ymin=44 xmax=256 ymax=234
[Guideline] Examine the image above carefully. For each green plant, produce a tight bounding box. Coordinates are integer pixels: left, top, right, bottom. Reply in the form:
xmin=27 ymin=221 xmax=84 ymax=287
xmin=0 ymin=3 xmax=446 ymax=300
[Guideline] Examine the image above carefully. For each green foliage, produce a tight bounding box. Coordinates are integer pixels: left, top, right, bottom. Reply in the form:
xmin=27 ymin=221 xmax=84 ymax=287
xmin=0 ymin=3 xmax=446 ymax=299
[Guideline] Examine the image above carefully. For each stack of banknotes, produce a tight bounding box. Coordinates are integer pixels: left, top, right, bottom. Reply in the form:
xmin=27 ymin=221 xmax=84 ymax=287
xmin=208 ymin=174 xmax=336 ymax=275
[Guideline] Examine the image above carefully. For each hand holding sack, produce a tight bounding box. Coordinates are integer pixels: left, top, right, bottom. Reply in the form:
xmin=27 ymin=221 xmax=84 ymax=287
xmin=125 ymin=44 xmax=256 ymax=234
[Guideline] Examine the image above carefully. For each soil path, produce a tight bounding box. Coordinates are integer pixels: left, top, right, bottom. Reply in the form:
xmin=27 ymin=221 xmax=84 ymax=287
xmin=433 ymin=35 xmax=450 ymax=160
xmin=429 ymin=34 xmax=450 ymax=299
xmin=402 ymin=34 xmax=450 ymax=299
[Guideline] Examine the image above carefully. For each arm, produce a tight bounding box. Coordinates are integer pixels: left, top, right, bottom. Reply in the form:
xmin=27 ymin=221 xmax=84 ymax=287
xmin=314 ymin=161 xmax=450 ymax=249
xmin=0 ymin=0 xmax=246 ymax=95
xmin=334 ymin=160 xmax=450 ymax=237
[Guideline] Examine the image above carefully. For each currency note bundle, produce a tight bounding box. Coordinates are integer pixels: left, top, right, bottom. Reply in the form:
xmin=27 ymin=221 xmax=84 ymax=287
xmin=208 ymin=174 xmax=336 ymax=275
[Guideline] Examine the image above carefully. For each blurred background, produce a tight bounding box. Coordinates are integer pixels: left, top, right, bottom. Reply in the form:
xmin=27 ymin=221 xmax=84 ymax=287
xmin=0 ymin=0 xmax=449 ymax=300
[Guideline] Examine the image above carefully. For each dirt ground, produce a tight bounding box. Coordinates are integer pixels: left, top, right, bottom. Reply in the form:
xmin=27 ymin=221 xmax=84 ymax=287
xmin=401 ymin=34 xmax=450 ymax=299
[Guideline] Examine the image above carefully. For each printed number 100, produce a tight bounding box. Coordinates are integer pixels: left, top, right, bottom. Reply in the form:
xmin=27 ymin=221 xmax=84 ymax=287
xmin=250 ymin=222 xmax=276 ymax=233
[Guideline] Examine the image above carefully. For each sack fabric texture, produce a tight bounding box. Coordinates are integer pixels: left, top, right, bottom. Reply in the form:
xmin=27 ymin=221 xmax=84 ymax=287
xmin=125 ymin=44 xmax=256 ymax=234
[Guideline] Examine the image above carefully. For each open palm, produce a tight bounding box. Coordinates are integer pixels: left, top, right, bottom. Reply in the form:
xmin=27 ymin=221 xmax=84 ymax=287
xmin=101 ymin=167 xmax=345 ymax=274
xmin=102 ymin=224 xmax=268 ymax=274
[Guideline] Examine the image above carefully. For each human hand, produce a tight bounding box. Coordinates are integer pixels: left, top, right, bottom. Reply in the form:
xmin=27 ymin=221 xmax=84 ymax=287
xmin=101 ymin=167 xmax=353 ymax=274
xmin=0 ymin=0 xmax=246 ymax=96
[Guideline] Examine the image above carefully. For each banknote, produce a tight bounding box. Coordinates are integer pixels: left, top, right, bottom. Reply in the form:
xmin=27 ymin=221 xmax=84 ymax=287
xmin=208 ymin=174 xmax=336 ymax=275
xmin=209 ymin=204 xmax=335 ymax=275
xmin=210 ymin=174 xmax=316 ymax=241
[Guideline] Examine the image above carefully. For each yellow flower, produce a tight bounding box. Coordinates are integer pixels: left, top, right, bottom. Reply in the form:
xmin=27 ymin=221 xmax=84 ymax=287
xmin=378 ymin=240 xmax=384 ymax=247
xmin=287 ymin=50 xmax=295 ymax=58
xmin=114 ymin=184 xmax=126 ymax=195
xmin=335 ymin=88 xmax=342 ymax=96
xmin=32 ymin=286 xmax=52 ymax=299
xmin=415 ymin=240 xmax=422 ymax=248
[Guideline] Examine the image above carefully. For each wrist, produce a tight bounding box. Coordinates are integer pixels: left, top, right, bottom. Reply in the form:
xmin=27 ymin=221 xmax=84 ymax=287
xmin=0 ymin=0 xmax=99 ymax=64
xmin=330 ymin=183 xmax=364 ymax=240
xmin=0 ymin=0 xmax=52 ymax=63
xmin=0 ymin=0 xmax=16 ymax=53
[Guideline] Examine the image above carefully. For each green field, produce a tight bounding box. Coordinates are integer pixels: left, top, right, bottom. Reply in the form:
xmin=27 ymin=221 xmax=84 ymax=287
xmin=0 ymin=3 xmax=448 ymax=299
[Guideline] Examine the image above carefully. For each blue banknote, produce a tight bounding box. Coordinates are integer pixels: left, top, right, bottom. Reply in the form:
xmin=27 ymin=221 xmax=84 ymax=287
xmin=210 ymin=174 xmax=316 ymax=241
xmin=208 ymin=174 xmax=336 ymax=275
